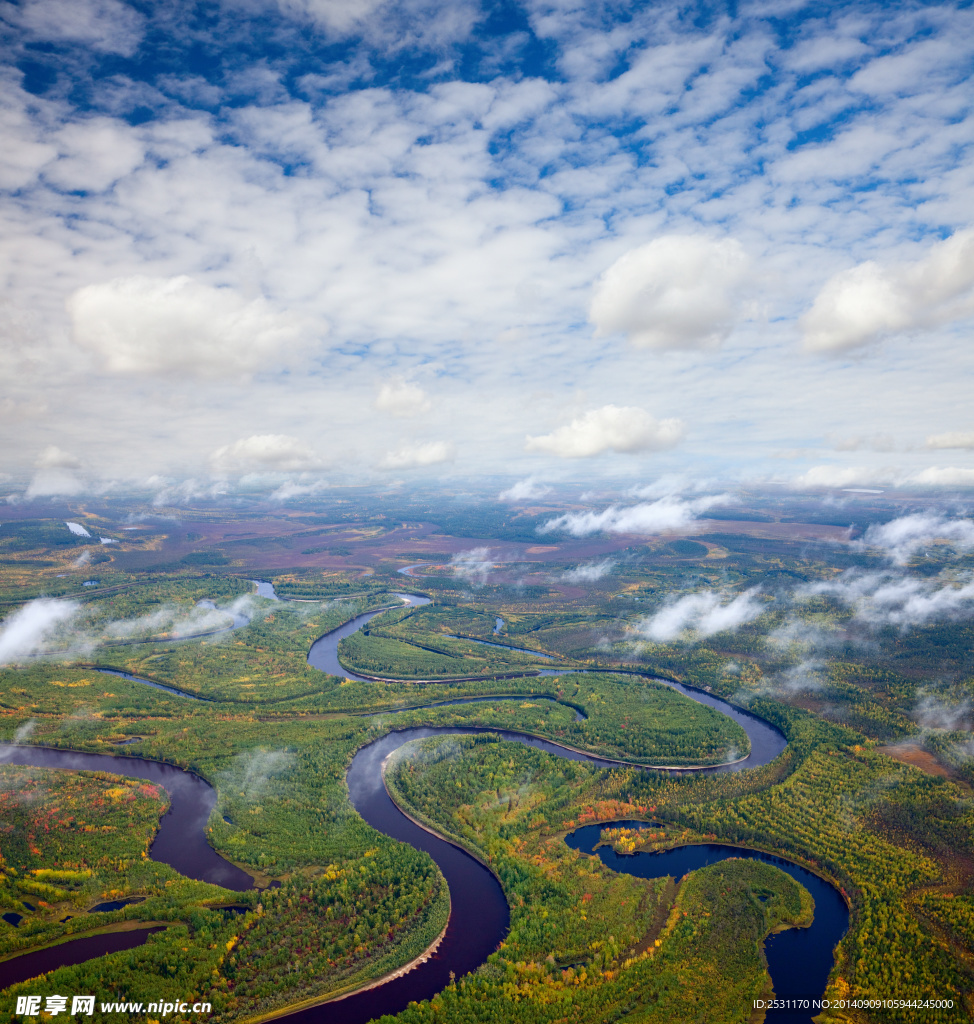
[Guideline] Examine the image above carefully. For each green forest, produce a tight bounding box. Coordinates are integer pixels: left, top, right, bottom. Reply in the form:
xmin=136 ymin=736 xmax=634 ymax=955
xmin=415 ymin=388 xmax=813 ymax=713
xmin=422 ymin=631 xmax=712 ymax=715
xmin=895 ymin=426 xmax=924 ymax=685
xmin=1 ymin=502 xmax=973 ymax=1024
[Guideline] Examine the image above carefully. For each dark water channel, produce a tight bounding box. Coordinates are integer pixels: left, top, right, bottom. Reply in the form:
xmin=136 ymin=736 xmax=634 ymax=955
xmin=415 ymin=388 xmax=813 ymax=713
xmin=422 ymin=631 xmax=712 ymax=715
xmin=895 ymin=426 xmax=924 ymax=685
xmin=306 ymin=595 xmax=431 ymax=681
xmin=566 ymin=825 xmax=849 ymax=1024
xmin=1 ymin=590 xmax=844 ymax=1024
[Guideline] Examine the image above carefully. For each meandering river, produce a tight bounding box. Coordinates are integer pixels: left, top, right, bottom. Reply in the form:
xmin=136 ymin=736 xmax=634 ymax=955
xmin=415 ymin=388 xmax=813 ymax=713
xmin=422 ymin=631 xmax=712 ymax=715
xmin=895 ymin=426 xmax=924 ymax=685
xmin=1 ymin=588 xmax=846 ymax=1024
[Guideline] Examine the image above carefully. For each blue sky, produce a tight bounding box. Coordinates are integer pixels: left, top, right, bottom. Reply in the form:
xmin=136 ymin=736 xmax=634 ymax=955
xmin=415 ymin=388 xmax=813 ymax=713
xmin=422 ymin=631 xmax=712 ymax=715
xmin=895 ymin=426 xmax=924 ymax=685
xmin=2 ymin=0 xmax=974 ymax=500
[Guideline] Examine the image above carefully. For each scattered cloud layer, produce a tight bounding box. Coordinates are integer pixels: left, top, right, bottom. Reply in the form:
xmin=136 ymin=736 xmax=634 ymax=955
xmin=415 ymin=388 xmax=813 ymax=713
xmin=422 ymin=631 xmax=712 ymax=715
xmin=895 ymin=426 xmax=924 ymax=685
xmin=2 ymin=2 xmax=974 ymax=482
xmin=525 ymin=406 xmax=684 ymax=459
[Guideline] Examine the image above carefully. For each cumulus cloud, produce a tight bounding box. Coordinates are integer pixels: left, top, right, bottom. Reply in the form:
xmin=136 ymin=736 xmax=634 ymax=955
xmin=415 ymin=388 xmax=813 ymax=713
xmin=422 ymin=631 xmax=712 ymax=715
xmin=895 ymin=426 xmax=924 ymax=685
xmin=0 ymin=599 xmax=81 ymax=664
xmin=859 ymin=514 xmax=974 ymax=564
xmin=377 ymin=440 xmax=455 ymax=470
xmin=926 ymin=432 xmax=974 ymax=450
xmin=67 ymin=276 xmax=307 ymax=377
xmin=525 ymin=405 xmax=684 ymax=458
xmin=499 ymin=477 xmax=552 ymax=501
xmin=561 ymin=558 xmax=615 ymax=582
xmin=209 ymin=434 xmax=322 ymax=474
xmin=801 ymin=229 xmax=974 ymax=353
xmin=374 ymin=378 xmax=431 ymax=417
xmin=539 ymin=494 xmax=724 ymax=537
xmin=637 ymin=588 xmax=764 ymax=642
xmin=590 ymin=235 xmax=749 ymax=350
xmin=450 ymin=547 xmax=495 ymax=584
xmin=65 ymin=521 xmax=92 ymax=538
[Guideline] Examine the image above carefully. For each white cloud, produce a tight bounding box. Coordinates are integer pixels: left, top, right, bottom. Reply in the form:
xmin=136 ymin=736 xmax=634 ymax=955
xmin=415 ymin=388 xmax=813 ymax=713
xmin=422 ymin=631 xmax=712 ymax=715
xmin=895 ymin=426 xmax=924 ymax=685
xmin=637 ymin=588 xmax=763 ymax=642
xmin=859 ymin=514 xmax=974 ymax=565
xmin=525 ymin=406 xmax=684 ymax=459
xmin=44 ymin=118 xmax=145 ymax=192
xmin=801 ymin=229 xmax=974 ymax=353
xmin=0 ymin=599 xmax=81 ymax=664
xmin=209 ymin=434 xmax=322 ymax=473
xmin=910 ymin=467 xmax=974 ymax=488
xmin=805 ymin=569 xmax=974 ymax=629
xmin=561 ymin=558 xmax=615 ymax=582
xmin=67 ymin=276 xmax=308 ymax=377
xmin=24 ymin=447 xmax=87 ymax=499
xmin=377 ymin=440 xmax=455 ymax=470
xmin=65 ymin=521 xmax=92 ymax=538
xmin=539 ymin=494 xmax=724 ymax=537
xmin=37 ymin=446 xmax=82 ymax=470
xmin=912 ymin=691 xmax=970 ymax=732
xmin=25 ymin=471 xmax=86 ymax=499
xmin=2 ymin=6 xmax=974 ymax=483
xmin=374 ymin=378 xmax=432 ymax=417
xmin=589 ymin=235 xmax=749 ymax=350
xmin=268 ymin=478 xmax=329 ymax=502
xmin=792 ymin=465 xmax=897 ymax=489
xmin=926 ymin=432 xmax=974 ymax=450
xmin=498 ymin=477 xmax=552 ymax=501
xmin=862 ymin=577 xmax=974 ymax=627
xmin=450 ymin=546 xmax=494 ymax=584
xmin=793 ymin=465 xmax=974 ymax=491
xmin=15 ymin=0 xmax=145 ymax=55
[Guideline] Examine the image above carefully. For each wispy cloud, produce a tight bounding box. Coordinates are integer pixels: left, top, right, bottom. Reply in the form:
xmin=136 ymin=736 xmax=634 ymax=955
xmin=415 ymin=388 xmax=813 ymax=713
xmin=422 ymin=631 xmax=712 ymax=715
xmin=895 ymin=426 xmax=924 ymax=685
xmin=802 ymin=568 xmax=974 ymax=628
xmin=377 ymin=441 xmax=455 ymax=470
xmin=499 ymin=477 xmax=552 ymax=501
xmin=450 ymin=547 xmax=495 ymax=585
xmin=859 ymin=514 xmax=974 ymax=564
xmin=0 ymin=599 xmax=81 ymax=664
xmin=561 ymin=558 xmax=615 ymax=583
